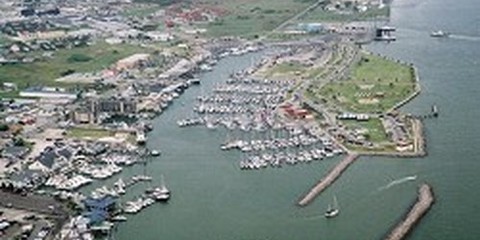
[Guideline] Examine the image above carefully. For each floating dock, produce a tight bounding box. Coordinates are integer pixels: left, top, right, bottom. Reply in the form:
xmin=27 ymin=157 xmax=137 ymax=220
xmin=385 ymin=183 xmax=435 ymax=240
xmin=297 ymin=153 xmax=358 ymax=207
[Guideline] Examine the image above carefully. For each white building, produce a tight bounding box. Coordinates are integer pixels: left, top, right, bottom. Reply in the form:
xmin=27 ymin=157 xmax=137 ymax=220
xmin=20 ymin=87 xmax=78 ymax=100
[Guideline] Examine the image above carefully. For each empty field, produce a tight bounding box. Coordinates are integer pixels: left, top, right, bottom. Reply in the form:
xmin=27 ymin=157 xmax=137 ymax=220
xmin=199 ymin=0 xmax=317 ymax=37
xmin=0 ymin=41 xmax=152 ymax=97
xmin=317 ymin=53 xmax=416 ymax=113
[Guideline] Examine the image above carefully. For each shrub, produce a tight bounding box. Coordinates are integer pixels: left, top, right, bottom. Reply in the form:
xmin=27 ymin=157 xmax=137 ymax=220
xmin=67 ymin=53 xmax=92 ymax=63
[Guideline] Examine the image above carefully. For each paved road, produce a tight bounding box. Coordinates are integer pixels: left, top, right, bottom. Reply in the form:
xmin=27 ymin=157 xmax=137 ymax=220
xmin=0 ymin=191 xmax=66 ymax=216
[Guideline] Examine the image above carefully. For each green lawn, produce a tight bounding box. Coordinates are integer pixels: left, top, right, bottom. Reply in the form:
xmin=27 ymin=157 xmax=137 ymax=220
xmin=0 ymin=41 xmax=152 ymax=97
xmin=341 ymin=118 xmax=401 ymax=152
xmin=317 ymin=53 xmax=416 ymax=113
xmin=66 ymin=127 xmax=114 ymax=139
xmin=199 ymin=0 xmax=317 ymax=37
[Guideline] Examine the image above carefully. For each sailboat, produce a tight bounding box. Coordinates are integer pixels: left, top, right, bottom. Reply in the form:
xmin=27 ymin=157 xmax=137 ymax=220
xmin=325 ymin=195 xmax=340 ymax=218
xmin=150 ymin=174 xmax=170 ymax=202
xmin=159 ymin=174 xmax=170 ymax=194
xmin=114 ymin=178 xmax=126 ymax=195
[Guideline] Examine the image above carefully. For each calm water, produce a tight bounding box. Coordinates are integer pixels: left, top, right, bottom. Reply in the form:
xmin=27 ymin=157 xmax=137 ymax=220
xmin=113 ymin=0 xmax=480 ymax=239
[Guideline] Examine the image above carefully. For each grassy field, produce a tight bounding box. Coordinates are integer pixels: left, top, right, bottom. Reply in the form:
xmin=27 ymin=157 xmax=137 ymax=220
xmin=298 ymin=4 xmax=389 ymax=23
xmin=66 ymin=127 xmax=114 ymax=139
xmin=341 ymin=118 xmax=388 ymax=143
xmin=122 ymin=4 xmax=162 ymax=17
xmin=199 ymin=0 xmax=317 ymax=37
xmin=260 ymin=62 xmax=306 ymax=78
xmin=259 ymin=59 xmax=326 ymax=79
xmin=318 ymin=53 xmax=416 ymax=113
xmin=0 ymin=41 xmax=151 ymax=97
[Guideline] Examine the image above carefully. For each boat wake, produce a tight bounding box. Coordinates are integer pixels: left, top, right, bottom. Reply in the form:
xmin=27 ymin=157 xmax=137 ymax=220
xmin=303 ymin=213 xmax=326 ymax=221
xmin=397 ymin=27 xmax=480 ymax=42
xmin=378 ymin=175 xmax=417 ymax=191
xmin=449 ymin=34 xmax=480 ymax=42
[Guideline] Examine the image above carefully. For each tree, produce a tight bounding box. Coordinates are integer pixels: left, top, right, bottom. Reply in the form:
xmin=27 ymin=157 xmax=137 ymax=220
xmin=0 ymin=124 xmax=8 ymax=131
xmin=364 ymin=133 xmax=371 ymax=141
xmin=67 ymin=53 xmax=92 ymax=63
xmin=13 ymin=137 xmax=26 ymax=146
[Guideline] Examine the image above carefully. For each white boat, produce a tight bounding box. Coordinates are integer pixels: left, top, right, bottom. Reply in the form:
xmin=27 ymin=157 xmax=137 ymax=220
xmin=159 ymin=174 xmax=170 ymax=195
xmin=114 ymin=178 xmax=126 ymax=188
xmin=124 ymin=198 xmax=143 ymax=214
xmin=117 ymin=187 xmax=126 ymax=195
xmin=151 ymin=174 xmax=170 ymax=202
xmin=111 ymin=215 xmax=127 ymax=222
xmin=325 ymin=195 xmax=340 ymax=218
xmin=199 ymin=64 xmax=213 ymax=71
xmin=430 ymin=30 xmax=450 ymax=38
xmin=150 ymin=150 xmax=161 ymax=157
xmin=136 ymin=131 xmax=146 ymax=145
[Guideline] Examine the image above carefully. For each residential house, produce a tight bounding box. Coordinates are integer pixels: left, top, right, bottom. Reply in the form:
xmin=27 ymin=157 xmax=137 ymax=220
xmin=29 ymin=146 xmax=75 ymax=173
xmin=7 ymin=169 xmax=46 ymax=189
xmin=1 ymin=146 xmax=30 ymax=161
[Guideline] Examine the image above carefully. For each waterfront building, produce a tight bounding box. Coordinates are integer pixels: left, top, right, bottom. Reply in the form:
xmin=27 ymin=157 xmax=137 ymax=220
xmin=19 ymin=86 xmax=78 ymax=100
xmin=94 ymin=98 xmax=137 ymax=115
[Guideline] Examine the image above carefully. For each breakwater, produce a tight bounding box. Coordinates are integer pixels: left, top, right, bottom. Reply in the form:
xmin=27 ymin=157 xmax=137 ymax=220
xmin=384 ymin=183 xmax=435 ymax=240
xmin=297 ymin=153 xmax=358 ymax=206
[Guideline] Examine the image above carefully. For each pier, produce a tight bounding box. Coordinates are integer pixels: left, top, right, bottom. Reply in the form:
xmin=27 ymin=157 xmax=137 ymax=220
xmin=385 ymin=183 xmax=435 ymax=240
xmin=297 ymin=153 xmax=358 ymax=206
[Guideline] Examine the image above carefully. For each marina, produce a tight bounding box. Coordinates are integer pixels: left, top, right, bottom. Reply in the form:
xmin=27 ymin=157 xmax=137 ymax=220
xmin=178 ymin=53 xmax=345 ymax=171
xmin=0 ymin=0 xmax=477 ymax=239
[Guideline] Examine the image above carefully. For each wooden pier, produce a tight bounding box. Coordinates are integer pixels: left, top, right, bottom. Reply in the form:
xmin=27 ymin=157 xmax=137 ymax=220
xmin=385 ymin=183 xmax=435 ymax=240
xmin=297 ymin=153 xmax=358 ymax=207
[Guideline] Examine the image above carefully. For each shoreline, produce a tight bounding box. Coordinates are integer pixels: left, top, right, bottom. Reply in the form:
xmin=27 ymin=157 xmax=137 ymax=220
xmin=388 ymin=66 xmax=422 ymax=113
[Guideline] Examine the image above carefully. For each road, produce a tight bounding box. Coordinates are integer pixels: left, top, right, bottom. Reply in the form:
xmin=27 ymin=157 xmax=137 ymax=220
xmin=263 ymin=0 xmax=326 ymax=39
xmin=296 ymin=41 xmax=361 ymax=126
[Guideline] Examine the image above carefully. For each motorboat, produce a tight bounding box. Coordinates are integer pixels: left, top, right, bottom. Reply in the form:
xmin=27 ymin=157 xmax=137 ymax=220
xmin=150 ymin=150 xmax=161 ymax=157
xmin=325 ymin=195 xmax=340 ymax=218
xmin=111 ymin=215 xmax=127 ymax=222
xmin=430 ymin=30 xmax=450 ymax=38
